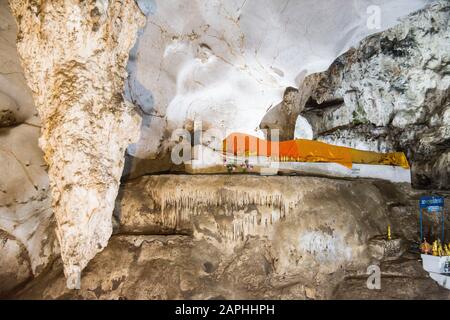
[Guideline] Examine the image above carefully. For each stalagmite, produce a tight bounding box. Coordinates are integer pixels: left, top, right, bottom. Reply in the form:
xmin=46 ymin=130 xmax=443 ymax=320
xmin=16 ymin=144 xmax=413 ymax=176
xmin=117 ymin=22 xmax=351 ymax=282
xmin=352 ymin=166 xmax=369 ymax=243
xmin=9 ymin=0 xmax=145 ymax=289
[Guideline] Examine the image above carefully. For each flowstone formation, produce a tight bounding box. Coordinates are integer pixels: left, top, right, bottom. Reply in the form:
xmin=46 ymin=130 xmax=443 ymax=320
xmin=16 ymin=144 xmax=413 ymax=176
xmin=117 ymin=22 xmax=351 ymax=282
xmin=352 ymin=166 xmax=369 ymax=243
xmin=9 ymin=0 xmax=145 ymax=288
xmin=11 ymin=175 xmax=450 ymax=300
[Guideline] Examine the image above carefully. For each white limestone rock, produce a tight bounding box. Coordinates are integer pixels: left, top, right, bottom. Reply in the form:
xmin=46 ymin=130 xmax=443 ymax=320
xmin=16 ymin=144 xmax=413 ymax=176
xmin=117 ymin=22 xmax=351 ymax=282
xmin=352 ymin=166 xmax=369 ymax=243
xmin=0 ymin=229 xmax=32 ymax=296
xmin=301 ymin=1 xmax=450 ymax=188
xmin=125 ymin=0 xmax=430 ymax=162
xmin=0 ymin=2 xmax=57 ymax=280
xmin=294 ymin=116 xmax=313 ymax=140
xmin=9 ymin=0 xmax=145 ymax=288
xmin=0 ymin=0 xmax=38 ymax=127
xmin=0 ymin=124 xmax=57 ymax=277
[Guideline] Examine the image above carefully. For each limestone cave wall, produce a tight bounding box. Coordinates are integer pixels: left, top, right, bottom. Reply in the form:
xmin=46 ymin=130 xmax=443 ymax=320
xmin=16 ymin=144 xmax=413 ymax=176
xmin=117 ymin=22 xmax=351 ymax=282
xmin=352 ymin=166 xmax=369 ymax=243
xmin=263 ymin=2 xmax=450 ymax=190
xmin=0 ymin=0 xmax=449 ymax=299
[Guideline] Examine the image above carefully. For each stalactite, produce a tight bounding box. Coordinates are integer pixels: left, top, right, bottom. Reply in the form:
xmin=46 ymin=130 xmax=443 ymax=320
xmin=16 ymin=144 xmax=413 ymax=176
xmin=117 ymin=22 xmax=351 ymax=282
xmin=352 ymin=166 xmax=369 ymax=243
xmin=9 ymin=0 xmax=146 ymax=289
xmin=141 ymin=176 xmax=306 ymax=241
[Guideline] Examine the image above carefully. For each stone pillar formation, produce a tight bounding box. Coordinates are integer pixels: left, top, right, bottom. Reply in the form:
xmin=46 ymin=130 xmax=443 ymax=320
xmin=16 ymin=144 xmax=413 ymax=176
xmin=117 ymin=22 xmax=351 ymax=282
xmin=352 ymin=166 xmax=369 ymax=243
xmin=9 ymin=0 xmax=145 ymax=289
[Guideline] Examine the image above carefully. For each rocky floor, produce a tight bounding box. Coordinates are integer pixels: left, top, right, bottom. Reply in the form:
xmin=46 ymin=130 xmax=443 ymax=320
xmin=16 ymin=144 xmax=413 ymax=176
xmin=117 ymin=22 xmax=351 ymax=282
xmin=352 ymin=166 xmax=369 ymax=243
xmin=6 ymin=237 xmax=450 ymax=300
xmin=334 ymin=253 xmax=450 ymax=300
xmin=3 ymin=175 xmax=449 ymax=300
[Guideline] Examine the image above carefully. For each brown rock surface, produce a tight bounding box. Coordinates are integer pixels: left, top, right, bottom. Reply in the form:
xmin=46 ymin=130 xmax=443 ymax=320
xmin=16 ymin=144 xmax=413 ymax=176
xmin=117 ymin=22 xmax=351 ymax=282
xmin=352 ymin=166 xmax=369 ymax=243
xmin=8 ymin=175 xmax=450 ymax=300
